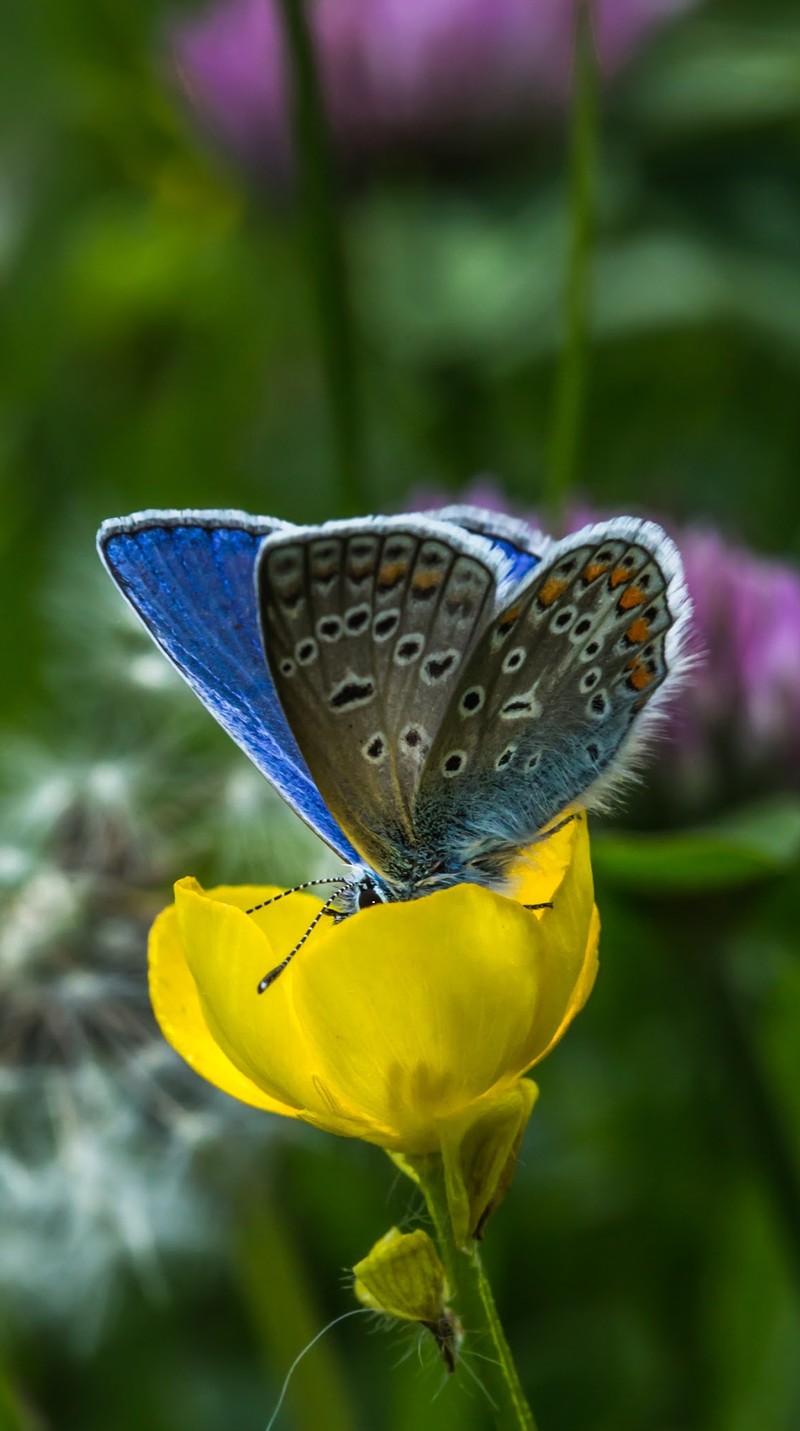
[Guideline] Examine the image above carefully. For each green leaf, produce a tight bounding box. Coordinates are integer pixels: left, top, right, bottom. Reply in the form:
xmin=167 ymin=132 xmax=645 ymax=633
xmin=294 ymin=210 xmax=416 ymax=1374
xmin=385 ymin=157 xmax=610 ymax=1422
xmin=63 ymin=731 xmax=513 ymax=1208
xmin=592 ymin=799 xmax=800 ymax=892
xmin=625 ymin=22 xmax=800 ymax=133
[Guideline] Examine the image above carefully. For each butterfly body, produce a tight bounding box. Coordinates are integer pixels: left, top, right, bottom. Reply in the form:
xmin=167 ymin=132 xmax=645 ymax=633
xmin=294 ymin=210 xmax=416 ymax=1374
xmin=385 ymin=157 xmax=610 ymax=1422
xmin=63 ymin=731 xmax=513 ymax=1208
xmin=98 ymin=506 xmax=691 ymax=921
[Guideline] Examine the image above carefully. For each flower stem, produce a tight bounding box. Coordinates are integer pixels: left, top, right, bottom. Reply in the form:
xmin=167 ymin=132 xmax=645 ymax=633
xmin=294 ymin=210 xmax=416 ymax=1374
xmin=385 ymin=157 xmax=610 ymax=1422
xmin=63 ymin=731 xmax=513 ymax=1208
xmin=276 ymin=0 xmax=366 ymax=515
xmin=544 ymin=0 xmax=597 ymax=524
xmin=420 ymin=1157 xmax=538 ymax=1431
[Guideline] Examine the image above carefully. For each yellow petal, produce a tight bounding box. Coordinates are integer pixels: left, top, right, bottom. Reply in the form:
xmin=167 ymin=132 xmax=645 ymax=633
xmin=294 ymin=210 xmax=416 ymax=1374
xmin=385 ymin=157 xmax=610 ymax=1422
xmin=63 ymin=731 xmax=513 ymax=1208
xmin=148 ymin=887 xmax=292 ymax=1115
xmin=279 ymin=815 xmax=596 ymax=1149
xmin=172 ymin=879 xmax=380 ymax=1139
xmin=149 ymin=815 xmax=598 ymax=1154
xmin=514 ymin=813 xmax=600 ymax=1070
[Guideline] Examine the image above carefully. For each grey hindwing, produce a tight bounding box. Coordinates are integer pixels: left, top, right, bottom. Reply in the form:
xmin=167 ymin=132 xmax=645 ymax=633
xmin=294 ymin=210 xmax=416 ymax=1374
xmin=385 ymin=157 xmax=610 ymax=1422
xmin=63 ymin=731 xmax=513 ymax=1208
xmin=256 ymin=519 xmax=499 ymax=883
xmin=415 ymin=519 xmax=688 ymax=875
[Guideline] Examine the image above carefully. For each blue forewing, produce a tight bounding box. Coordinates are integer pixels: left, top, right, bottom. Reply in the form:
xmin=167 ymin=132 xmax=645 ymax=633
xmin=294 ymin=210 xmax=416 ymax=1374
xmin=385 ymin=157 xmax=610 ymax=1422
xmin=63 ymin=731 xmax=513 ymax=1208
xmin=97 ymin=509 xmax=362 ymax=864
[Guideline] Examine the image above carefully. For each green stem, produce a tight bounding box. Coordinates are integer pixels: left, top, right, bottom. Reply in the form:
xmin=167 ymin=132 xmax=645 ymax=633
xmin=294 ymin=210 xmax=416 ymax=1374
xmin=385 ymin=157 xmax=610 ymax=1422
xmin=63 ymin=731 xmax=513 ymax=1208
xmin=544 ymin=0 xmax=598 ymax=524
xmin=420 ymin=1158 xmax=538 ymax=1431
xmin=277 ymin=0 xmax=366 ymax=514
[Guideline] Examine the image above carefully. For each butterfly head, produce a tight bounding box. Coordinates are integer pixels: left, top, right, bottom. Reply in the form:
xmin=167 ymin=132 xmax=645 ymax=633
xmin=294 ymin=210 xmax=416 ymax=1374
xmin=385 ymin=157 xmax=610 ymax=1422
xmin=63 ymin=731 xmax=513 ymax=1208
xmin=329 ymin=871 xmax=393 ymax=921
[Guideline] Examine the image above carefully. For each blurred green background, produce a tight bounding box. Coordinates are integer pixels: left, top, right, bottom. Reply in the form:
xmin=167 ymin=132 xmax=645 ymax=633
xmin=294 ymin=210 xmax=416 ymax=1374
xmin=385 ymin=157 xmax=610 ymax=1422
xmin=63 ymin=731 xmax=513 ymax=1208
xmin=2 ymin=0 xmax=800 ymax=1427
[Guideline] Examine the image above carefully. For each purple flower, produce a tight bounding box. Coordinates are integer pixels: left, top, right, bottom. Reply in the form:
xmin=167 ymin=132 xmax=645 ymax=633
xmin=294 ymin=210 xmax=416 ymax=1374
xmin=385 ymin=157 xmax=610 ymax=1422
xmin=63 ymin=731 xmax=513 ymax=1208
xmin=412 ymin=480 xmax=800 ymax=812
xmin=665 ymin=528 xmax=800 ymax=808
xmin=172 ymin=0 xmax=695 ymax=176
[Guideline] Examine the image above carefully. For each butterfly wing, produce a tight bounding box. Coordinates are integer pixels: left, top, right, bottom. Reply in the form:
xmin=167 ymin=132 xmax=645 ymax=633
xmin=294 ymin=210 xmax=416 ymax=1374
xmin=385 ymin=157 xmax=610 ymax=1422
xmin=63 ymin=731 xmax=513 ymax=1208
xmin=256 ymin=516 xmax=503 ymax=883
xmin=97 ymin=509 xmax=361 ymax=864
xmin=416 ymin=518 xmax=691 ymax=867
xmin=431 ymin=505 xmax=545 ymax=586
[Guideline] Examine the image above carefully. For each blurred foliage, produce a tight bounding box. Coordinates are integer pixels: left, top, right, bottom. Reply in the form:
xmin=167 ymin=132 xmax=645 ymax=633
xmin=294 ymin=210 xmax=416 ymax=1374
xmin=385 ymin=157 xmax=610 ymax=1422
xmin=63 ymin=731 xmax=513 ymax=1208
xmin=2 ymin=0 xmax=800 ymax=1428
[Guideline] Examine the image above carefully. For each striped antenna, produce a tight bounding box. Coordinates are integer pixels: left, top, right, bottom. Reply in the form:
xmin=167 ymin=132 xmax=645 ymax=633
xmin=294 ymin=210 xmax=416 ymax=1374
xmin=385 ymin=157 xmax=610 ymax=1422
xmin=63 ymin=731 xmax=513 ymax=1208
xmin=257 ymin=889 xmax=348 ymax=994
xmin=246 ymin=877 xmax=348 ymax=916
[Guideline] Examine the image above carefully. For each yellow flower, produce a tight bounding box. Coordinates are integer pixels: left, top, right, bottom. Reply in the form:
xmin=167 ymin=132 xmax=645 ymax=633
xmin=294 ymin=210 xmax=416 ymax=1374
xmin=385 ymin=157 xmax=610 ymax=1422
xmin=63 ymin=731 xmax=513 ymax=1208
xmin=149 ymin=815 xmax=599 ymax=1167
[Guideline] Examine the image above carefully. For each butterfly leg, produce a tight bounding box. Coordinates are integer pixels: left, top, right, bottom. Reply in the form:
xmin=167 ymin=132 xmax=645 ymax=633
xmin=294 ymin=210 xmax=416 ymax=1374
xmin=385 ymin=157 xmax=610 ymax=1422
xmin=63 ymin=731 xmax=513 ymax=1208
xmin=539 ymin=811 xmax=583 ymax=842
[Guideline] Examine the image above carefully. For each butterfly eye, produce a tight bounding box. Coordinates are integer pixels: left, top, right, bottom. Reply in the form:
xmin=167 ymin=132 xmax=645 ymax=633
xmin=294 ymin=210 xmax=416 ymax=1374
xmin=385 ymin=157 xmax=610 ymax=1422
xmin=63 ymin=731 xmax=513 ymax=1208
xmin=358 ymin=882 xmax=384 ymax=911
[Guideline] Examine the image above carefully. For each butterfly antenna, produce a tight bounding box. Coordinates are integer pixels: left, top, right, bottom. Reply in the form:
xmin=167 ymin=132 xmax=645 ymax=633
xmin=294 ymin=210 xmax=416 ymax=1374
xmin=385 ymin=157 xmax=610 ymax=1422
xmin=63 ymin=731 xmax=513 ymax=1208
xmin=257 ymin=889 xmax=350 ymax=994
xmin=246 ymin=878 xmax=348 ymax=916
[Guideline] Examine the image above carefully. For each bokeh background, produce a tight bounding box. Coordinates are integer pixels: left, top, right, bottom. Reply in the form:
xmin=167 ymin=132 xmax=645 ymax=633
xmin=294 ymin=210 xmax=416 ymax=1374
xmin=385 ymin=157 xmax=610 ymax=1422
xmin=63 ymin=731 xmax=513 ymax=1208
xmin=2 ymin=0 xmax=800 ymax=1427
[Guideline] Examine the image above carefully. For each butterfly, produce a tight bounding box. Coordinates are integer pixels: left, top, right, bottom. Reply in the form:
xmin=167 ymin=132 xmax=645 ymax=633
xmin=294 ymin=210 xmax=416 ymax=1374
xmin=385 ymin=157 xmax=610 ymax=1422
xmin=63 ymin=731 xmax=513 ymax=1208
xmin=98 ymin=505 xmax=690 ymax=987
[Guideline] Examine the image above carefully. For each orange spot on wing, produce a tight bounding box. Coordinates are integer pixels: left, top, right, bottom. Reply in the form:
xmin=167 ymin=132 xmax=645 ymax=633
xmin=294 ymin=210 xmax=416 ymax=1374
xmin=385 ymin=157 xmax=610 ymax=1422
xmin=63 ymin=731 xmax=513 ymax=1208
xmin=627 ymin=661 xmax=654 ymax=692
xmin=377 ymin=560 xmax=409 ymax=588
xmin=497 ymin=603 xmax=522 ymax=632
xmin=411 ymin=569 xmax=443 ymax=592
xmin=618 ymin=585 xmax=646 ymax=610
xmin=626 ymin=616 xmax=650 ymax=644
xmin=609 ymin=566 xmax=631 ymax=588
xmin=583 ymin=561 xmax=609 ymax=583
xmin=538 ymin=578 xmax=567 ymax=608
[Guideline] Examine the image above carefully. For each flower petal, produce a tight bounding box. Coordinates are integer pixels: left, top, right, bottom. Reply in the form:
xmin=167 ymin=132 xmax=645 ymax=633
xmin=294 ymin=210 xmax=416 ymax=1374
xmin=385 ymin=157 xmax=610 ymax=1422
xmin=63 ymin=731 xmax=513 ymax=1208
xmin=172 ymin=879 xmax=382 ymax=1139
xmin=282 ymin=816 xmax=596 ymax=1149
xmin=152 ymin=815 xmax=598 ymax=1154
xmin=514 ymin=815 xmax=601 ymax=1070
xmin=148 ymin=886 xmax=293 ymax=1115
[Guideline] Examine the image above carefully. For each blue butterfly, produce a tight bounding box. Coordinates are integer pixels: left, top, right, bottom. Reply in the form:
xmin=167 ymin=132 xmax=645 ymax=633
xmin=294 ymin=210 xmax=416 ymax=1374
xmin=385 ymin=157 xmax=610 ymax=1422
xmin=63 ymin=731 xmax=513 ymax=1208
xmin=98 ymin=506 xmax=689 ymax=986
